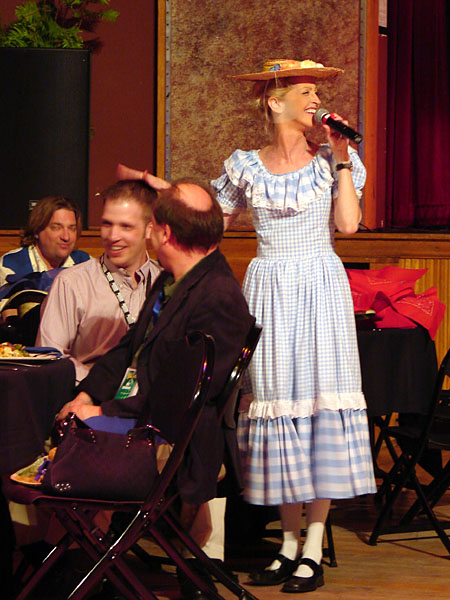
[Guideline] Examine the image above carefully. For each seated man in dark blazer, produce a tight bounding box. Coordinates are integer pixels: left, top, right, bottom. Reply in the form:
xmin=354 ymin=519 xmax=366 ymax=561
xmin=58 ymin=179 xmax=255 ymax=595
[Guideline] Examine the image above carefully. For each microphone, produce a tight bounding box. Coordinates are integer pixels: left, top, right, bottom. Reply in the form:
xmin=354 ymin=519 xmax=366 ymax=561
xmin=314 ymin=108 xmax=363 ymax=144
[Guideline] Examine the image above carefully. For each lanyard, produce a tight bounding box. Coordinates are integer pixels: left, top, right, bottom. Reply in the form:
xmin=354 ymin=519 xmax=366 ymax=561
xmin=100 ymin=256 xmax=135 ymax=327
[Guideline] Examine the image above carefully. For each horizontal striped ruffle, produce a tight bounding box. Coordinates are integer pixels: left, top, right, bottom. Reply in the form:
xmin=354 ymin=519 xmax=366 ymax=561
xmin=237 ymin=409 xmax=376 ymax=506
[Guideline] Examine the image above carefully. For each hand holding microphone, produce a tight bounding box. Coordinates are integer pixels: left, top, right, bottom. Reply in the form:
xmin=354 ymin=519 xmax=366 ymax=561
xmin=314 ymin=108 xmax=363 ymax=144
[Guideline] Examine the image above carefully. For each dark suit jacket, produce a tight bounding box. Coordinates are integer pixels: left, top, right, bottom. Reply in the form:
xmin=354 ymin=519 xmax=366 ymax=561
xmin=77 ymin=249 xmax=255 ymax=503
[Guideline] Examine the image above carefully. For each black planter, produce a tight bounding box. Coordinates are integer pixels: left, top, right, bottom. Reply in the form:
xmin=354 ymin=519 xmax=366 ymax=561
xmin=0 ymin=47 xmax=90 ymax=228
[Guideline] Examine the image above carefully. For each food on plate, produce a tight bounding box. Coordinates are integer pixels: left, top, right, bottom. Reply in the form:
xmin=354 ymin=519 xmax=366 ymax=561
xmin=0 ymin=342 xmax=30 ymax=357
xmin=10 ymin=448 xmax=57 ymax=485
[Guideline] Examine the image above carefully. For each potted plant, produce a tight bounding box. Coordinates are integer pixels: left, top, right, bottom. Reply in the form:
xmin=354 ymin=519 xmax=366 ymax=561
xmin=0 ymin=1 xmax=119 ymax=229
xmin=0 ymin=1 xmax=119 ymax=51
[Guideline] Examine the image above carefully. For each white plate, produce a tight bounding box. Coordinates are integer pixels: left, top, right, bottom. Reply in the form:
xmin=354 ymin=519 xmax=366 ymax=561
xmin=0 ymin=354 xmax=60 ymax=362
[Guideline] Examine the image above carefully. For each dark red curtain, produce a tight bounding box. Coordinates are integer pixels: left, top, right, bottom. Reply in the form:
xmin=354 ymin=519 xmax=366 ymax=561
xmin=386 ymin=0 xmax=450 ymax=227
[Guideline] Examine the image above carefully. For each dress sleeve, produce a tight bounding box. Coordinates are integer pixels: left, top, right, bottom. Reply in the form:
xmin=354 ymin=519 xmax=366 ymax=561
xmin=210 ymin=150 xmax=253 ymax=214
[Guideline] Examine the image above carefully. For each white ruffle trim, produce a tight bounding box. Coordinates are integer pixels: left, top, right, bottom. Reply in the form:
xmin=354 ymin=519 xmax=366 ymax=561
xmin=223 ymin=147 xmax=335 ymax=214
xmin=245 ymin=392 xmax=367 ymax=420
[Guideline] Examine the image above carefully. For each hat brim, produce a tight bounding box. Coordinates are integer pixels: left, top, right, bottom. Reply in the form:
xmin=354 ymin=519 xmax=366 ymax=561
xmin=232 ymin=67 xmax=343 ymax=81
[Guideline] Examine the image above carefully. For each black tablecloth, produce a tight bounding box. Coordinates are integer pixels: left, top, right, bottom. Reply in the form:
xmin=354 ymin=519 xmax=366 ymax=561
xmin=0 ymin=358 xmax=75 ymax=598
xmin=357 ymin=326 xmax=438 ymax=418
xmin=0 ymin=358 xmax=75 ymax=474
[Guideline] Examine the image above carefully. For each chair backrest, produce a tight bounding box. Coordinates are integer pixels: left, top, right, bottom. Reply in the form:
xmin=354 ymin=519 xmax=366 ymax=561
xmin=138 ymin=331 xmax=215 ymax=512
xmin=426 ymin=347 xmax=450 ymax=448
xmin=143 ymin=330 xmax=216 ymax=444
xmin=216 ymin=322 xmax=262 ymax=426
xmin=418 ymin=346 xmax=450 ymax=451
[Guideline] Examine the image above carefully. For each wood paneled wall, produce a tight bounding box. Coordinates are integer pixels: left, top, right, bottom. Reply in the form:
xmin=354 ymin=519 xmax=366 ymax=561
xmin=1 ymin=229 xmax=449 ymax=363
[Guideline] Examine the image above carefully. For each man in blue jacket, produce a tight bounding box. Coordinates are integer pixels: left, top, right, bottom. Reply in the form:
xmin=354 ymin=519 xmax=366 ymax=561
xmin=0 ymin=195 xmax=89 ymax=287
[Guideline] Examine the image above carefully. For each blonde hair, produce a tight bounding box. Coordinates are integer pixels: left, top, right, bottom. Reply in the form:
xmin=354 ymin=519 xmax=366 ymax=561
xmin=252 ymin=78 xmax=300 ymax=134
xmin=252 ymin=76 xmax=320 ymax=134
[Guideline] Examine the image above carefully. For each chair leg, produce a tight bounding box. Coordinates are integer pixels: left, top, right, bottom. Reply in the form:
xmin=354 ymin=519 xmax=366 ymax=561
xmin=149 ymin=524 xmax=225 ymax=600
xmin=370 ymin=415 xmax=400 ymax=481
xmin=60 ymin=508 xmax=158 ymax=600
xmin=370 ymin=459 xmax=450 ymax=555
xmin=15 ymin=534 xmax=72 ymax=600
xmin=401 ymin=460 xmax=450 ymax=525
xmin=374 ymin=451 xmax=409 ymax=504
xmin=159 ymin=509 xmax=261 ymax=600
xmin=369 ymin=482 xmax=403 ymax=546
xmin=324 ymin=513 xmax=337 ymax=567
xmin=369 ymin=454 xmax=414 ymax=547
xmin=410 ymin=472 xmax=450 ymax=555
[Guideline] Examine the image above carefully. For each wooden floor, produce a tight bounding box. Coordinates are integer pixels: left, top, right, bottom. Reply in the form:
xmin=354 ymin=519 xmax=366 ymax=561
xmin=220 ymin=495 xmax=450 ymax=600
xmin=141 ymin=445 xmax=450 ymax=600
xmin=132 ymin=499 xmax=450 ymax=600
xmin=18 ymin=445 xmax=450 ymax=599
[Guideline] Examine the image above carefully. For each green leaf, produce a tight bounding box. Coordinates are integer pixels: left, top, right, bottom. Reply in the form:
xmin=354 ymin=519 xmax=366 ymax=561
xmin=0 ymin=0 xmax=119 ymax=50
xmin=101 ymin=9 xmax=119 ymax=22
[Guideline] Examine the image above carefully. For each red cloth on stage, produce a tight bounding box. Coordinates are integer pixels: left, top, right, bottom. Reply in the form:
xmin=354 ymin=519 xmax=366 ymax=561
xmin=346 ymin=266 xmax=446 ymax=339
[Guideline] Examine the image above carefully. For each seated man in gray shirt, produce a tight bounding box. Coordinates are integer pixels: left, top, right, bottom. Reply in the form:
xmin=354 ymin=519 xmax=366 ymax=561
xmin=37 ymin=180 xmax=161 ymax=382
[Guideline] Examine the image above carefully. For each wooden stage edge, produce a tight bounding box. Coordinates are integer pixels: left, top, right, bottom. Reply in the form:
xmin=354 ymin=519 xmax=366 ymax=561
xmin=1 ymin=229 xmax=450 ymax=361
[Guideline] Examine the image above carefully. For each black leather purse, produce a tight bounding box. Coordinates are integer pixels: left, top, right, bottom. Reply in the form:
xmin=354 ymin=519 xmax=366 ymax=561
xmin=42 ymin=413 xmax=160 ymax=501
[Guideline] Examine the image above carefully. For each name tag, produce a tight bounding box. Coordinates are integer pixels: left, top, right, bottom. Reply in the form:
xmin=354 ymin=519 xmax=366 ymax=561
xmin=114 ymin=367 xmax=139 ymax=400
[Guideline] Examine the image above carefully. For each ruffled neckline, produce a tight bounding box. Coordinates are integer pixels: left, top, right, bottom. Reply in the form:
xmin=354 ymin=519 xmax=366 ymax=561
xmin=253 ymin=147 xmax=318 ymax=176
xmin=223 ymin=146 xmax=335 ymax=213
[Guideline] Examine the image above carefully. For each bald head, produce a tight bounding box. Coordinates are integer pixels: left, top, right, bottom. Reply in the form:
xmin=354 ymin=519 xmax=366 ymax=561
xmin=177 ymin=183 xmax=214 ymax=212
xmin=153 ymin=179 xmax=223 ymax=252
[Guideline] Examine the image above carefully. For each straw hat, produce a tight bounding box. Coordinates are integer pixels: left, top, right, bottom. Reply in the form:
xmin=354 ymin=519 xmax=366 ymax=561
xmin=232 ymin=59 xmax=343 ymax=81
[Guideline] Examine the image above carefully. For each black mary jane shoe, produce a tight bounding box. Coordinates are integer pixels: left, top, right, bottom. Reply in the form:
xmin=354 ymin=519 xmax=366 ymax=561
xmin=248 ymin=554 xmax=299 ymax=586
xmin=281 ymin=557 xmax=324 ymax=593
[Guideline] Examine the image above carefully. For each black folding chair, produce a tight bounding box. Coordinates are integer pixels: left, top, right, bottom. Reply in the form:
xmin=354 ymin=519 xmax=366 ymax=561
xmin=127 ymin=322 xmax=263 ymax=595
xmin=369 ymin=347 xmax=450 ymax=554
xmin=6 ymin=327 xmax=263 ymax=599
xmin=395 ymin=392 xmax=450 ymax=527
xmin=5 ymin=331 xmax=221 ymax=599
xmin=64 ymin=324 xmax=263 ymax=600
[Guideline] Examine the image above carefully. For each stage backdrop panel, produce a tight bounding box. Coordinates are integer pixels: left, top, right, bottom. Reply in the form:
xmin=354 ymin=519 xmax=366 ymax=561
xmin=160 ymin=0 xmax=362 ymax=229
xmin=0 ymin=48 xmax=90 ymax=229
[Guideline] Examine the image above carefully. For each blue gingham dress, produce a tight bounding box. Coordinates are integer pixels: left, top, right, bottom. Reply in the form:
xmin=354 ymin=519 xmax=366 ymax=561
xmin=211 ymin=145 xmax=376 ymax=505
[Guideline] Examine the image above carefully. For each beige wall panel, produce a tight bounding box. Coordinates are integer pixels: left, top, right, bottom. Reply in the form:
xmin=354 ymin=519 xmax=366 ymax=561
xmin=164 ymin=0 xmax=362 ymax=229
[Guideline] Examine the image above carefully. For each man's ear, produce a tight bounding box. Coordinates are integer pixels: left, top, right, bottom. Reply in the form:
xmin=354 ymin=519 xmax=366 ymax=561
xmin=144 ymin=220 xmax=152 ymax=240
xmin=162 ymin=223 xmax=172 ymax=244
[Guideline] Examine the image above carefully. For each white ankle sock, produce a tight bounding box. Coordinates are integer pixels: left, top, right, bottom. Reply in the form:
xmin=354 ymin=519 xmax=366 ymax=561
xmin=293 ymin=522 xmax=324 ymax=577
xmin=268 ymin=531 xmax=300 ymax=569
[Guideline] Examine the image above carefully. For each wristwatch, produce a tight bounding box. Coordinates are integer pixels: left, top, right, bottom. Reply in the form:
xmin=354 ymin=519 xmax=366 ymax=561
xmin=335 ymin=161 xmax=353 ymax=171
